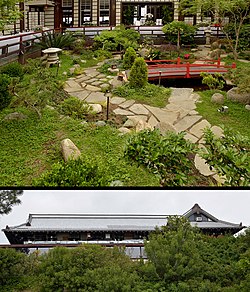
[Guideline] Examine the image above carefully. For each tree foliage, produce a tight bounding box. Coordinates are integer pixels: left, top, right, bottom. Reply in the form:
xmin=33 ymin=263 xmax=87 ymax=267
xmin=123 ymin=47 xmax=137 ymax=70
xmin=0 ymin=0 xmax=22 ymax=31
xmin=0 ymin=190 xmax=23 ymax=215
xmin=129 ymin=57 xmax=148 ymax=88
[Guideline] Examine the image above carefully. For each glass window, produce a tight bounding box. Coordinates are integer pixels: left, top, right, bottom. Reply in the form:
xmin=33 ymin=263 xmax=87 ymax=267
xmin=81 ymin=0 xmax=92 ymax=24
xmin=99 ymin=0 xmax=109 ymax=26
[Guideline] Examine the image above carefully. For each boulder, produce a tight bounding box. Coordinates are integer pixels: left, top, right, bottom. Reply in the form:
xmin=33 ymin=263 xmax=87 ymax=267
xmin=61 ymin=139 xmax=81 ymax=162
xmin=227 ymin=87 xmax=250 ymax=104
xmin=245 ymin=105 xmax=250 ymax=110
xmin=95 ymin=121 xmax=106 ymax=127
xmin=211 ymin=93 xmax=224 ymax=104
xmin=3 ymin=112 xmax=27 ymax=121
xmin=208 ymin=49 xmax=221 ymax=59
xmin=89 ymin=103 xmax=102 ymax=114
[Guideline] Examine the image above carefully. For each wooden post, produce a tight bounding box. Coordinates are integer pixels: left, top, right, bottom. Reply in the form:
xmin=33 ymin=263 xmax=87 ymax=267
xmin=106 ymin=95 xmax=110 ymax=121
xmin=159 ymin=71 xmax=162 ymax=85
xmin=217 ymin=58 xmax=221 ymax=68
xmin=177 ymin=57 xmax=181 ymax=65
xmin=186 ymin=62 xmax=190 ymax=78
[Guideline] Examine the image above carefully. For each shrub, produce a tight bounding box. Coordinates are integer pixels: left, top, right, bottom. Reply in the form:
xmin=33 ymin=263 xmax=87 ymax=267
xmin=0 ymin=74 xmax=12 ymax=110
xmin=0 ymin=62 xmax=24 ymax=80
xmin=123 ymin=47 xmax=137 ymax=69
xmin=59 ymin=97 xmax=91 ymax=119
xmin=94 ymin=49 xmax=112 ymax=60
xmin=124 ymin=129 xmax=197 ymax=186
xmin=200 ymin=128 xmax=250 ymax=186
xmin=36 ymin=31 xmax=75 ymax=49
xmin=227 ymin=66 xmax=250 ymax=94
xmin=33 ymin=156 xmax=113 ymax=186
xmin=129 ymin=57 xmax=148 ymax=88
xmin=200 ymin=72 xmax=225 ymax=90
xmin=70 ymin=38 xmax=86 ymax=54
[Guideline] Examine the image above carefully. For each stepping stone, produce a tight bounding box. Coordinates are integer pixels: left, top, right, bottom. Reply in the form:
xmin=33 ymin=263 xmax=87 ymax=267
xmin=96 ymin=74 xmax=107 ymax=78
xmin=113 ymin=108 xmax=134 ymax=116
xmin=64 ymin=86 xmax=83 ymax=93
xmin=100 ymin=78 xmax=108 ymax=82
xmin=148 ymin=115 xmax=158 ymax=128
xmin=171 ymin=100 xmax=197 ymax=111
xmin=190 ymin=93 xmax=200 ymax=101
xmin=165 ymin=103 xmax=181 ymax=111
xmin=71 ymin=91 xmax=91 ymax=100
xmin=194 ymin=154 xmax=215 ymax=176
xmin=213 ymin=174 xmax=226 ymax=185
xmin=129 ymin=104 xmax=149 ymax=116
xmin=169 ymin=88 xmax=194 ymax=103
xmin=174 ymin=115 xmax=202 ymax=132
xmin=64 ymin=80 xmax=82 ymax=91
xmin=86 ymin=78 xmax=98 ymax=84
xmin=211 ymin=125 xmax=224 ymax=138
xmin=76 ymin=75 xmax=91 ymax=83
xmin=189 ymin=110 xmax=199 ymax=115
xmin=109 ymin=78 xmax=123 ymax=88
xmin=91 ymin=81 xmax=102 ymax=86
xmin=184 ymin=132 xmax=199 ymax=144
xmin=119 ymin=99 xmax=135 ymax=109
xmin=85 ymin=84 xmax=101 ymax=92
xmin=124 ymin=115 xmax=148 ymax=127
xmin=81 ymin=82 xmax=87 ymax=88
xmin=189 ymin=119 xmax=211 ymax=139
xmin=155 ymin=122 xmax=177 ymax=134
xmin=85 ymin=92 xmax=107 ymax=104
xmin=100 ymin=84 xmax=109 ymax=89
xmin=84 ymin=69 xmax=99 ymax=77
xmin=144 ymin=105 xmax=179 ymax=124
xmin=177 ymin=108 xmax=190 ymax=120
xmin=110 ymin=97 xmax=126 ymax=105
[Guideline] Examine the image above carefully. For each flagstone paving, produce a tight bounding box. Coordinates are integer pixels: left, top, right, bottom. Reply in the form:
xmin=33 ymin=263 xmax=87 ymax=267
xmin=63 ymin=63 xmax=225 ymax=185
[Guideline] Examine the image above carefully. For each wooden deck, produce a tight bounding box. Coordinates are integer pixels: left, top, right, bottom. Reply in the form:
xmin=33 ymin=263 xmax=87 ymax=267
xmin=146 ymin=58 xmax=236 ymax=80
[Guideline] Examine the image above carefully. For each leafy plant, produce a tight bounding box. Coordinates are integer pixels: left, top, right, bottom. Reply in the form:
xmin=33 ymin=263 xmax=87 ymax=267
xmin=200 ymin=72 xmax=225 ymax=90
xmin=70 ymin=37 xmax=86 ymax=54
xmin=36 ymin=31 xmax=75 ymax=49
xmin=227 ymin=66 xmax=250 ymax=94
xmin=0 ymin=74 xmax=12 ymax=110
xmin=59 ymin=97 xmax=91 ymax=119
xmin=33 ymin=156 xmax=113 ymax=186
xmin=200 ymin=128 xmax=250 ymax=186
xmin=0 ymin=62 xmax=24 ymax=80
xmin=123 ymin=47 xmax=137 ymax=69
xmin=129 ymin=57 xmax=148 ymax=88
xmin=124 ymin=129 xmax=197 ymax=186
xmin=93 ymin=49 xmax=113 ymax=60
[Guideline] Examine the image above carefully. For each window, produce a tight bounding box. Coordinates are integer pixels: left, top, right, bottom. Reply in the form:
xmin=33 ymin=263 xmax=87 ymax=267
xmin=99 ymin=0 xmax=109 ymax=26
xmin=62 ymin=0 xmax=73 ymax=27
xmin=80 ymin=0 xmax=91 ymax=24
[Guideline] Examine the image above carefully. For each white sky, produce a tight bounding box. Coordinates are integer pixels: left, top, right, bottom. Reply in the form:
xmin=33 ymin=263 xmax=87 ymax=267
xmin=0 ymin=189 xmax=249 ymax=244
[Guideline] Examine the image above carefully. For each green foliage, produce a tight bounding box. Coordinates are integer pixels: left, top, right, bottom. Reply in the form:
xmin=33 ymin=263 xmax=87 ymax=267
xmin=224 ymin=24 xmax=250 ymax=52
xmin=124 ymin=129 xmax=197 ymax=186
xmin=129 ymin=57 xmax=148 ymax=88
xmin=59 ymin=97 xmax=91 ymax=119
xmin=38 ymin=245 xmax=140 ymax=291
xmin=113 ymin=83 xmax=171 ymax=107
xmin=34 ymin=156 xmax=113 ymax=186
xmin=123 ymin=47 xmax=137 ymax=69
xmin=0 ymin=190 xmax=23 ymax=215
xmin=36 ymin=31 xmax=75 ymax=49
xmin=70 ymin=38 xmax=86 ymax=54
xmin=227 ymin=66 xmax=250 ymax=94
xmin=94 ymin=26 xmax=140 ymax=52
xmin=0 ymin=0 xmax=22 ymax=30
xmin=0 ymin=62 xmax=24 ymax=80
xmin=0 ymin=74 xmax=12 ymax=110
xmin=200 ymin=128 xmax=250 ymax=186
xmin=145 ymin=216 xmax=201 ymax=283
xmin=162 ymin=21 xmax=196 ymax=48
xmin=200 ymin=72 xmax=225 ymax=90
xmin=93 ymin=49 xmax=113 ymax=60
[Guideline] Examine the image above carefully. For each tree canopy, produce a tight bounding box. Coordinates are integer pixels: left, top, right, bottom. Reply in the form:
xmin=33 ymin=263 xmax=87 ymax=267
xmin=0 ymin=190 xmax=23 ymax=215
xmin=0 ymin=0 xmax=22 ymax=31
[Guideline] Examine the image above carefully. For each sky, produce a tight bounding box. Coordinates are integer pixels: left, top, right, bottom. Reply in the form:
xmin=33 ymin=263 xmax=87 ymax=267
xmin=0 ymin=189 xmax=250 ymax=244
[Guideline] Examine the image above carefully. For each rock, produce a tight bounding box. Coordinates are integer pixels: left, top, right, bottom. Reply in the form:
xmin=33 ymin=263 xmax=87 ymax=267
xmin=148 ymin=115 xmax=159 ymax=128
xmin=95 ymin=121 xmax=106 ymax=127
xmin=109 ymin=77 xmax=123 ymax=88
xmin=81 ymin=60 xmax=87 ymax=63
xmin=85 ymin=92 xmax=107 ymax=104
xmin=129 ymin=103 xmax=149 ymax=115
xmin=245 ymin=105 xmax=250 ymax=110
xmin=155 ymin=121 xmax=176 ymax=135
xmin=227 ymin=87 xmax=250 ymax=104
xmin=3 ymin=112 xmax=27 ymax=121
xmin=110 ymin=180 xmax=124 ymax=186
xmin=61 ymin=138 xmax=81 ymax=162
xmin=113 ymin=108 xmax=134 ymax=116
xmin=210 ymin=126 xmax=224 ymax=138
xmin=119 ymin=99 xmax=135 ymax=109
xmin=211 ymin=93 xmax=224 ymax=104
xmin=211 ymin=41 xmax=221 ymax=50
xmin=110 ymin=97 xmax=126 ymax=105
xmin=189 ymin=119 xmax=211 ymax=139
xmin=194 ymin=154 xmax=215 ymax=176
xmin=118 ymin=127 xmax=131 ymax=134
xmin=72 ymin=90 xmax=91 ymax=101
xmin=209 ymin=49 xmax=221 ymax=59
xmin=184 ymin=132 xmax=199 ymax=144
xmin=191 ymin=48 xmax=198 ymax=52
xmin=85 ymin=84 xmax=101 ymax=92
xmin=138 ymin=48 xmax=150 ymax=58
xmin=135 ymin=120 xmax=153 ymax=132
xmin=174 ymin=115 xmax=202 ymax=132
xmin=89 ymin=103 xmax=102 ymax=114
xmin=62 ymin=71 xmax=68 ymax=76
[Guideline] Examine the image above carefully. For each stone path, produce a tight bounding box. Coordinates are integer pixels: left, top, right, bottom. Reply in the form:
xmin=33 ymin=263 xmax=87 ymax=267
xmin=64 ymin=62 xmax=225 ymax=185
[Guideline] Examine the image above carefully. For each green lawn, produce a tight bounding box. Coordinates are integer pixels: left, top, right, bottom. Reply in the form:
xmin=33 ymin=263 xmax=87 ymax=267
xmin=0 ymin=106 xmax=159 ymax=186
xmin=196 ymin=90 xmax=250 ymax=137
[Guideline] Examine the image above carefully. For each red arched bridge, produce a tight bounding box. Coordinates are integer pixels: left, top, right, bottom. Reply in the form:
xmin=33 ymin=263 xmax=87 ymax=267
xmin=145 ymin=57 xmax=236 ymax=80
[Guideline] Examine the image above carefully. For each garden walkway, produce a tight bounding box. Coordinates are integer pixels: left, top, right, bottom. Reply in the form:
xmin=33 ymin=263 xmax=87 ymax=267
xmin=63 ymin=61 xmax=225 ymax=185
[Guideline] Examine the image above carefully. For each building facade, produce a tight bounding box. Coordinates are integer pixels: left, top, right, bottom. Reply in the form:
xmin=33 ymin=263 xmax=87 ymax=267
xmin=2 ymin=204 xmax=244 ymax=258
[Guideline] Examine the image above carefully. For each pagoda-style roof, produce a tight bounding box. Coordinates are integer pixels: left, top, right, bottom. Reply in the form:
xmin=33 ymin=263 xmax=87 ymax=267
xmin=2 ymin=204 xmax=245 ymax=244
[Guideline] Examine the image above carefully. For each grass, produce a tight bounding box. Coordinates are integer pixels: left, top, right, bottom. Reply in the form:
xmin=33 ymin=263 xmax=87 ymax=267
xmin=196 ymin=90 xmax=250 ymax=137
xmin=113 ymin=83 xmax=171 ymax=108
xmin=0 ymin=106 xmax=159 ymax=186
